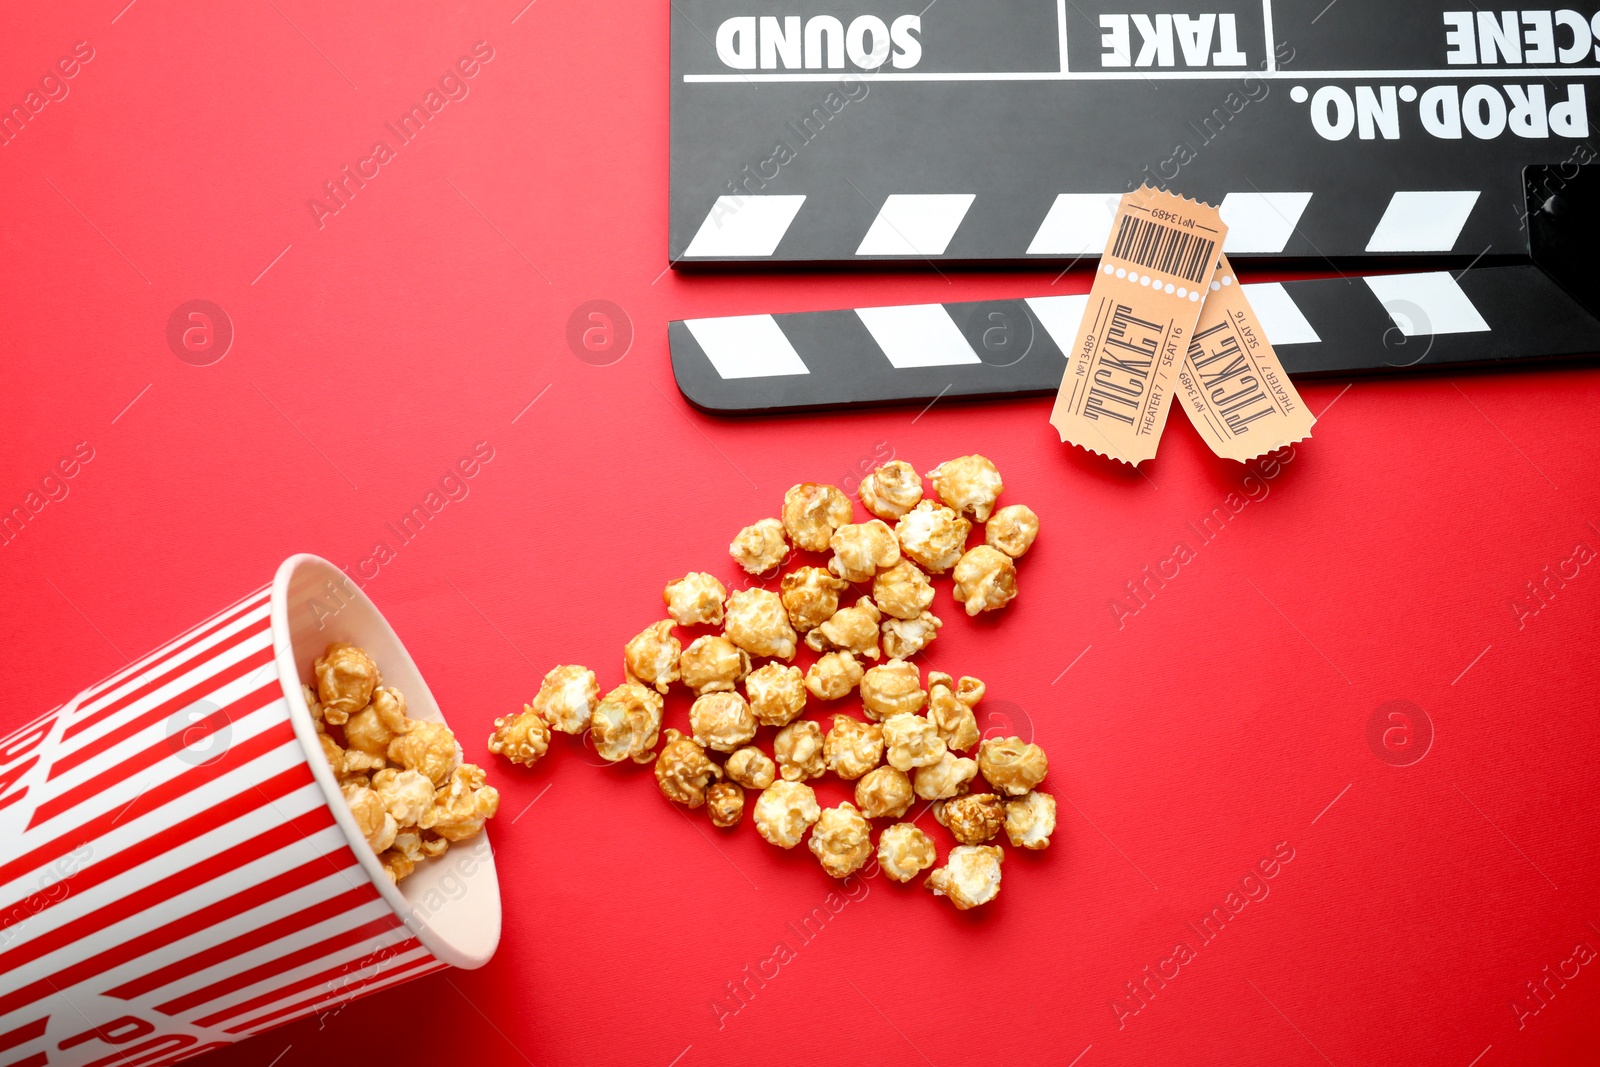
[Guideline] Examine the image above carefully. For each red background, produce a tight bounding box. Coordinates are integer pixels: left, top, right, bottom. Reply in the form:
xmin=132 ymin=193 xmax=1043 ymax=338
xmin=3 ymin=2 xmax=1599 ymax=1065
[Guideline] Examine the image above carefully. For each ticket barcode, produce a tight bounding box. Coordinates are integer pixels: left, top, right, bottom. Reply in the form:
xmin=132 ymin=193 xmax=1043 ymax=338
xmin=1111 ymin=215 xmax=1217 ymax=285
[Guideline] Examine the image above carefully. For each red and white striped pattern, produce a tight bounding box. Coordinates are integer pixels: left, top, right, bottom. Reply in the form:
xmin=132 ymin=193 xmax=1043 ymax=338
xmin=0 ymin=585 xmax=447 ymax=1067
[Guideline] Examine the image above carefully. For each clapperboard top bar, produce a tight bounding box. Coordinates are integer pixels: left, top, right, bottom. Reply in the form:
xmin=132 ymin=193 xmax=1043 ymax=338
xmin=669 ymin=0 xmax=1599 ymax=266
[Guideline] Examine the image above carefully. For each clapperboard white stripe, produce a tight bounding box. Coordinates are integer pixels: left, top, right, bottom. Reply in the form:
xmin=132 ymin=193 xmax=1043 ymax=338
xmin=1219 ymin=193 xmax=1315 ymax=255
xmin=682 ymin=314 xmax=810 ymax=377
xmin=669 ymin=264 xmax=1600 ymax=414
xmin=1365 ymin=192 xmax=1482 ymax=254
xmin=682 ymin=195 xmax=806 ymax=258
xmin=855 ymin=304 xmax=981 ymax=368
xmin=1242 ymin=282 xmax=1322 ymax=345
xmin=855 ymin=194 xmax=976 ymax=257
xmin=1027 ymin=195 xmax=1120 ymax=257
xmin=1022 ymin=294 xmax=1091 ymax=348
xmin=1364 ymin=271 xmax=1491 ymax=336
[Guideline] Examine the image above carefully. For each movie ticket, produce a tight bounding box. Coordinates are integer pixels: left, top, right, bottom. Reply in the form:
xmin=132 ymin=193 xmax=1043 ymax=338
xmin=1049 ymin=188 xmax=1227 ymax=465
xmin=1175 ymin=255 xmax=1316 ymax=462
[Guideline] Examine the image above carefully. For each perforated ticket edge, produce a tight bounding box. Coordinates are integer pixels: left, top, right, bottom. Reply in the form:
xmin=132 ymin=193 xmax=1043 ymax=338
xmin=1176 ymin=255 xmax=1317 ymax=462
xmin=1049 ymin=187 xmax=1229 ymax=466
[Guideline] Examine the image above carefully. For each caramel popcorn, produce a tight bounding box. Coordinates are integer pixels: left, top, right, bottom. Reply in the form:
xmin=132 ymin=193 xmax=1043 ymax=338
xmin=881 ymin=611 xmax=942 ymax=659
xmin=725 ymin=588 xmax=798 ymax=661
xmin=345 ymin=686 xmax=412 ymax=756
xmin=877 ymin=823 xmax=936 ymax=883
xmin=952 ymin=546 xmax=1018 ymax=616
xmin=690 ymin=691 xmax=758 ymax=753
xmin=827 ymin=520 xmax=900 ymax=583
xmin=977 ymin=736 xmax=1049 ymax=796
xmin=679 ymin=635 xmax=751 ymax=695
xmin=343 ymin=705 xmax=395 ymax=758
xmin=926 ymin=673 xmax=980 ymax=752
xmin=314 ymin=643 xmax=380 ymax=724
xmin=390 ymin=827 xmax=425 ymax=862
xmin=624 ymin=620 xmax=681 ymax=694
xmin=730 ymin=517 xmax=789 ymax=574
xmin=805 ymin=596 xmax=882 ymax=659
xmin=805 ymin=651 xmax=864 ymax=701
xmin=781 ymin=483 xmax=853 ymax=552
xmin=707 ymin=782 xmax=745 ymax=828
xmin=781 ymin=566 xmax=850 ymax=632
xmin=775 ymin=719 xmax=826 ymax=781
xmin=753 ymin=780 xmax=821 ymax=848
xmin=937 ymin=792 xmax=1005 ymax=845
xmin=655 ymin=729 xmax=723 ymax=808
xmin=914 ymin=750 xmax=979 ymax=800
xmin=663 ymin=571 xmax=727 ymax=627
xmin=855 ymin=766 xmax=914 ymax=819
xmin=986 ymin=504 xmax=1039 ymax=559
xmin=859 ymin=659 xmax=927 ymax=721
xmin=746 ymin=662 xmax=808 ymax=726
xmin=883 ymin=712 xmax=946 ymax=772
xmin=858 ymin=460 xmax=923 ymax=521
xmin=341 ymin=748 xmax=386 ymax=778
xmin=318 ymin=732 xmax=347 ymax=777
xmin=370 ymin=685 xmax=410 ymax=727
xmin=808 ymin=802 xmax=873 ymax=878
xmin=372 ymin=767 xmax=435 ymax=827
xmin=387 ymin=720 xmax=461 ymax=787
xmin=726 ymin=745 xmax=776 ymax=790
xmin=823 ymin=715 xmax=884 ymax=780
xmin=928 ymin=455 xmax=1004 ymax=522
xmin=1005 ymin=791 xmax=1056 ymax=850
xmin=895 ymin=501 xmax=972 ymax=574
xmin=453 ymin=462 xmax=1052 ymax=907
xmin=420 ymin=764 xmax=501 ymax=842
xmin=486 ymin=705 xmax=551 ymax=767
xmin=955 ymin=675 xmax=986 ymax=706
xmin=591 ymin=683 xmax=664 ymax=764
xmin=342 ymin=781 xmax=397 ymax=854
xmin=302 ymin=684 xmax=325 ymax=731
xmin=872 ymin=560 xmax=935 ymax=621
xmin=926 ymin=845 xmax=1003 ymax=910
xmin=379 ymin=849 xmax=414 ymax=884
xmin=532 ymin=664 xmax=600 ymax=734
xmin=380 ymin=827 xmax=444 ymax=882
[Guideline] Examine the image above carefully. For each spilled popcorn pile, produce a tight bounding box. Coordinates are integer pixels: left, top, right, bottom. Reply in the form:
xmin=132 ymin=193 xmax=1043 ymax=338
xmin=307 ymin=643 xmax=500 ymax=884
xmin=488 ymin=456 xmax=1054 ymax=910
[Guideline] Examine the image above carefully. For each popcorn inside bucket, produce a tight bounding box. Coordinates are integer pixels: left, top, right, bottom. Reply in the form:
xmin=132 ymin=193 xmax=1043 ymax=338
xmin=304 ymin=642 xmax=500 ymax=885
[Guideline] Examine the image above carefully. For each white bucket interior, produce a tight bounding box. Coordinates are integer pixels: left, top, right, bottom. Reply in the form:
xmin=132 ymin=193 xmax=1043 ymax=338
xmin=271 ymin=554 xmax=501 ymax=969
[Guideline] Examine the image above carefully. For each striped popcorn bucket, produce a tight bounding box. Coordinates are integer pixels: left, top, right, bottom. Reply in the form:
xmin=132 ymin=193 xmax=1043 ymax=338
xmin=0 ymin=555 xmax=502 ymax=1067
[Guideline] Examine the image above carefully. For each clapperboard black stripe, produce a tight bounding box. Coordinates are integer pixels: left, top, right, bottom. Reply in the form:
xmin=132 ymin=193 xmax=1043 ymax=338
xmin=669 ymin=0 xmax=1600 ymax=266
xmin=669 ymin=265 xmax=1600 ymax=414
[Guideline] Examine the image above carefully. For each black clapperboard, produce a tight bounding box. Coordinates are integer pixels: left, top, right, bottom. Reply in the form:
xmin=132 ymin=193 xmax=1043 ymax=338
xmin=667 ymin=0 xmax=1600 ymax=413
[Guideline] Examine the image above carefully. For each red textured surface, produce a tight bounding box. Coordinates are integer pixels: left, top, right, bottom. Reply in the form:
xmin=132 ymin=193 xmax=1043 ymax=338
xmin=3 ymin=3 xmax=1599 ymax=1065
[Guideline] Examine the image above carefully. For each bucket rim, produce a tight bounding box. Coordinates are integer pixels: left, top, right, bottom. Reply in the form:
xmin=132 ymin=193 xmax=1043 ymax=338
xmin=270 ymin=553 xmax=501 ymax=971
